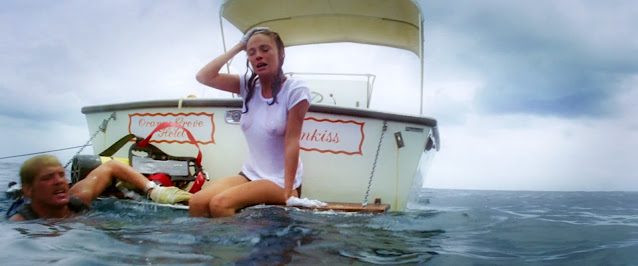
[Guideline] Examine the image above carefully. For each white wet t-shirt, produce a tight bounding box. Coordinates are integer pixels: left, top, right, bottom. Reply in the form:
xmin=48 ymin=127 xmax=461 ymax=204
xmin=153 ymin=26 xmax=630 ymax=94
xmin=238 ymin=75 xmax=310 ymax=189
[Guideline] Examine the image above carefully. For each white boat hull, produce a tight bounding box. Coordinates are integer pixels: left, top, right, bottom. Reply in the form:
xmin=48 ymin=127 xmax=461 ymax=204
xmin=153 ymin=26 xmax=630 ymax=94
xmin=82 ymin=98 xmax=438 ymax=211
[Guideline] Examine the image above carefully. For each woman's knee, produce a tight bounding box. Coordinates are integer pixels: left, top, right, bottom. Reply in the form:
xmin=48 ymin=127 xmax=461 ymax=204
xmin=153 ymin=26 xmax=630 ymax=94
xmin=208 ymin=194 xmax=238 ymax=215
xmin=190 ymin=191 xmax=211 ymax=208
xmin=99 ymin=160 xmax=124 ymax=174
xmin=188 ymin=192 xmax=213 ymax=217
xmin=209 ymin=194 xmax=230 ymax=209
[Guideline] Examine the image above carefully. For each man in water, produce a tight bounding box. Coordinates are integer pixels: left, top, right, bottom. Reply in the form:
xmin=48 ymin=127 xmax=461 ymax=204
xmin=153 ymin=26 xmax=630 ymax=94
xmin=9 ymin=154 xmax=191 ymax=221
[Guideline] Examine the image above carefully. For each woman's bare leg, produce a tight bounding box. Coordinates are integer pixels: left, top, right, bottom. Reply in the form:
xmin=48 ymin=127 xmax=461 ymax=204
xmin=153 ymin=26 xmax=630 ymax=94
xmin=208 ymin=180 xmax=299 ymax=218
xmin=189 ymin=175 xmax=248 ymax=217
xmin=69 ymin=160 xmax=149 ymax=205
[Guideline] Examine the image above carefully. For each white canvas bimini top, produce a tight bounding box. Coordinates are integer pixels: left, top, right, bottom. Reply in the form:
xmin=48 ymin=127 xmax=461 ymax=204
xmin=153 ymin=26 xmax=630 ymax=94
xmin=221 ymin=0 xmax=423 ymax=55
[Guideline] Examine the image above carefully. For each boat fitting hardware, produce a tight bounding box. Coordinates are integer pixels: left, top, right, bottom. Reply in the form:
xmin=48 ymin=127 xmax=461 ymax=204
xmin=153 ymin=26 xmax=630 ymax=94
xmin=394 ymin=132 xmax=404 ymax=149
xmin=425 ymin=136 xmax=434 ymax=151
xmin=101 ymin=112 xmax=116 ymax=132
xmin=433 ymin=126 xmax=440 ymax=151
xmin=405 ymin=126 xmax=423 ymax=133
xmin=425 ymin=126 xmax=441 ymax=152
xmin=225 ymin=110 xmax=242 ymax=124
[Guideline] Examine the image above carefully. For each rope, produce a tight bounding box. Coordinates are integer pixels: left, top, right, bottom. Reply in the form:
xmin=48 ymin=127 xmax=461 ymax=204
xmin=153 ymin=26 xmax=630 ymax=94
xmin=0 ymin=146 xmax=87 ymax=160
xmin=0 ymin=112 xmax=116 ymax=169
xmin=63 ymin=112 xmax=116 ymax=169
xmin=363 ymin=121 xmax=387 ymax=207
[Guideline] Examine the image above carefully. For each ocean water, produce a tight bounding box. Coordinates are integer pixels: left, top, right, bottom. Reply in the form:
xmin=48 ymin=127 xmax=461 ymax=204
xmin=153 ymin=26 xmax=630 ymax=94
xmin=1 ymin=160 xmax=637 ymax=265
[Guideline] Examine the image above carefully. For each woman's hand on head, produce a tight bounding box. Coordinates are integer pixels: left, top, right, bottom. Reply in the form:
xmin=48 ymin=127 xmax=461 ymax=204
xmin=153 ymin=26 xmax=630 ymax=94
xmin=241 ymin=27 xmax=270 ymax=45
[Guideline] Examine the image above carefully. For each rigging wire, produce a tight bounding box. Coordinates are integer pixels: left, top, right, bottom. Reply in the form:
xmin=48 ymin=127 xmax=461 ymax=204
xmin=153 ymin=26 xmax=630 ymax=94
xmin=0 ymin=145 xmax=89 ymax=160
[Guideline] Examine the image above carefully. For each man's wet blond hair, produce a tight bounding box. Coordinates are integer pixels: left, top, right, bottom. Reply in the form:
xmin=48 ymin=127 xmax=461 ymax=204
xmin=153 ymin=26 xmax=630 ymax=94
xmin=20 ymin=154 xmax=62 ymax=186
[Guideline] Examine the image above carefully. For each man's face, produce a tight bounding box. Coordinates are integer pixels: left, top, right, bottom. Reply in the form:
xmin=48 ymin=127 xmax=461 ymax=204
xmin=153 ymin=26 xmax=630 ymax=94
xmin=24 ymin=166 xmax=70 ymax=207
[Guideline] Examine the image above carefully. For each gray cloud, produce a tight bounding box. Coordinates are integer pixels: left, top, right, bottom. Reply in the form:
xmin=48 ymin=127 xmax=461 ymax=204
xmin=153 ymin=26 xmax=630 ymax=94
xmin=419 ymin=0 xmax=638 ymax=119
xmin=0 ymin=1 xmax=221 ymax=124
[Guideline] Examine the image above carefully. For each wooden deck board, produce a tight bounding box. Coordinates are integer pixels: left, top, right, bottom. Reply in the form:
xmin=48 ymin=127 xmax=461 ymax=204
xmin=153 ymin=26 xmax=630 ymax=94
xmin=293 ymin=202 xmax=390 ymax=213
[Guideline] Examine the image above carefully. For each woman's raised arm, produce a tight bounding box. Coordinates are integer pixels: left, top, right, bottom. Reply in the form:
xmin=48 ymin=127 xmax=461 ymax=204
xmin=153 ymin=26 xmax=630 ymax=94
xmin=195 ymin=42 xmax=244 ymax=94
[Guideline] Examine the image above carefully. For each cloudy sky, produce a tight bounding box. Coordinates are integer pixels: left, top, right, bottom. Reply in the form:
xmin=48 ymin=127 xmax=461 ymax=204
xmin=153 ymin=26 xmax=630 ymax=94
xmin=1 ymin=0 xmax=636 ymax=191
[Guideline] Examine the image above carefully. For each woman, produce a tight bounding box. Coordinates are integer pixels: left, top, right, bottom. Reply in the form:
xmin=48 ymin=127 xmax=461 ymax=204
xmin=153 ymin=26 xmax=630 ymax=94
xmin=190 ymin=28 xmax=310 ymax=217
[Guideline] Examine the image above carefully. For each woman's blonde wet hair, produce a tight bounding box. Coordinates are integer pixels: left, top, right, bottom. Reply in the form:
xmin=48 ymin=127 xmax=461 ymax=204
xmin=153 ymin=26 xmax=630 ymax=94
xmin=20 ymin=154 xmax=62 ymax=186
